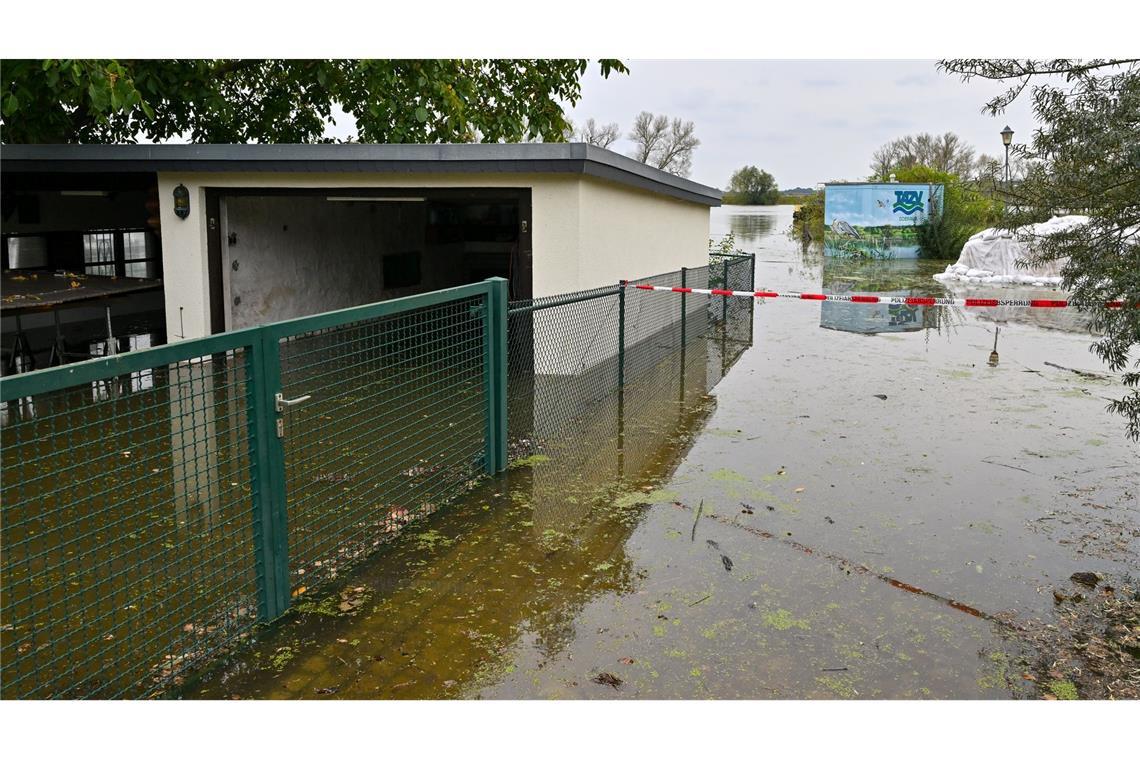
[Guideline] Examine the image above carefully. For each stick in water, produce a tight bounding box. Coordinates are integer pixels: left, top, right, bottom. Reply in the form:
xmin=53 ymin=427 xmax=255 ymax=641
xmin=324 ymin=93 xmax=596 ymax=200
xmin=691 ymin=499 xmax=704 ymax=542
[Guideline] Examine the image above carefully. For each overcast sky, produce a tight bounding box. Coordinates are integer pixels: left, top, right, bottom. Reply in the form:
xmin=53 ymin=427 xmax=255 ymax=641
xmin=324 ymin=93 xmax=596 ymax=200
xmin=564 ymin=60 xmax=1040 ymax=191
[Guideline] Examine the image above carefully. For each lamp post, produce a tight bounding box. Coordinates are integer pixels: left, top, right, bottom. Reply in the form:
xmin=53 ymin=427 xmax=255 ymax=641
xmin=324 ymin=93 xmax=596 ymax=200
xmin=1000 ymin=125 xmax=1014 ymax=190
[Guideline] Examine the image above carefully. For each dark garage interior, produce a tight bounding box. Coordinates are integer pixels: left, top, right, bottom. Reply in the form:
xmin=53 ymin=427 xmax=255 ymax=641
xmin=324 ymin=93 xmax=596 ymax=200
xmin=210 ymin=188 xmax=532 ymax=332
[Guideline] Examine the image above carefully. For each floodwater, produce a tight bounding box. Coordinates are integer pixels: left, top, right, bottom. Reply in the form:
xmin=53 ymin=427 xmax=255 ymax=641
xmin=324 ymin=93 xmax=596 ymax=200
xmin=182 ymin=206 xmax=1138 ymax=699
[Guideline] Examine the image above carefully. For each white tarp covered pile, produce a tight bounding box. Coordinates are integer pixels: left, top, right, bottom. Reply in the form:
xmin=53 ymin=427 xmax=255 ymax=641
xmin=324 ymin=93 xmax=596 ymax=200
xmin=933 ymin=215 xmax=1089 ymax=287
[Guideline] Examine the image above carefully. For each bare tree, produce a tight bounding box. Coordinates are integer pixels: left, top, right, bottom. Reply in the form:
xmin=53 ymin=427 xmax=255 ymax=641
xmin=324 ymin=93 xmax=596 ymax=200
xmin=870 ymin=132 xmax=979 ymax=178
xmin=628 ymin=111 xmax=700 ymax=177
xmin=575 ymin=117 xmax=621 ymax=148
xmin=655 ymin=118 xmax=700 ymax=177
xmin=628 ymin=111 xmax=669 ymax=163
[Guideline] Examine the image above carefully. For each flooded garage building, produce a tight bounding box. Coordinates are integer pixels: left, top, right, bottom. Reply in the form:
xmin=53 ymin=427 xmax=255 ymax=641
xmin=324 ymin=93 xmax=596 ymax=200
xmin=2 ymin=143 xmax=721 ymax=363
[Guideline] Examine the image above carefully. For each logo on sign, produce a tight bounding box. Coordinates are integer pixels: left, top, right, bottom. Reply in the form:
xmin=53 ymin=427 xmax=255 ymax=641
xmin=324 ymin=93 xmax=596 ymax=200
xmin=892 ymin=190 xmax=924 ymax=215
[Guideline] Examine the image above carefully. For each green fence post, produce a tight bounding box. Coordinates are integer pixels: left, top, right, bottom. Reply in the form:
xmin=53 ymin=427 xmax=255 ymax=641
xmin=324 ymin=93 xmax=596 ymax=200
xmin=245 ymin=340 xmax=275 ymax=622
xmin=722 ymin=258 xmax=730 ymax=323
xmin=617 ymin=280 xmax=627 ymax=480
xmin=680 ymin=267 xmax=688 ymax=346
xmin=618 ymin=281 xmax=626 ymax=388
xmin=749 ymin=253 xmax=757 ymax=344
xmin=679 ymin=267 xmax=687 ymax=405
xmin=484 ymin=277 xmax=508 ymax=474
xmin=252 ymin=331 xmax=292 ymax=620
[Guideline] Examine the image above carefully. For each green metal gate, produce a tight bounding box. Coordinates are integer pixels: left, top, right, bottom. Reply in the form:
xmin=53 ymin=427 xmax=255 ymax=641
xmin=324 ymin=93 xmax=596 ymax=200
xmin=0 ymin=278 xmax=507 ymax=698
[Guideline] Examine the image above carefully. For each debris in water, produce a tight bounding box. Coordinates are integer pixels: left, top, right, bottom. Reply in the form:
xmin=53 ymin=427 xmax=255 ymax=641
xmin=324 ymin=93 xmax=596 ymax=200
xmin=592 ymin=672 xmax=623 ymax=689
xmin=981 ymin=458 xmax=1034 ymax=475
xmin=1070 ymin=572 xmax=1100 ymax=588
xmin=619 ymin=657 xmax=635 ymax=665
xmin=1044 ymin=361 xmax=1108 ymax=380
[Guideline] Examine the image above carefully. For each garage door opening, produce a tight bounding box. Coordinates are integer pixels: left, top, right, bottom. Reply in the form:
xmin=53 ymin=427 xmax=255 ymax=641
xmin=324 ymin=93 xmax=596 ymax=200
xmin=210 ymin=189 xmax=531 ymax=332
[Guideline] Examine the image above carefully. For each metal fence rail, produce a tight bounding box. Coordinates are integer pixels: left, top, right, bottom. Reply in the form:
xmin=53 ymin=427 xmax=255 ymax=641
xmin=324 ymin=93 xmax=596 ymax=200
xmin=0 ymin=279 xmax=507 ymax=698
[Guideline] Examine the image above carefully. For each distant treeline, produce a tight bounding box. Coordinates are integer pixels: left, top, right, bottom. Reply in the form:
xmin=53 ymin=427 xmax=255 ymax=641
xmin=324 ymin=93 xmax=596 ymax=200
xmin=723 ymin=193 xmax=813 ymax=206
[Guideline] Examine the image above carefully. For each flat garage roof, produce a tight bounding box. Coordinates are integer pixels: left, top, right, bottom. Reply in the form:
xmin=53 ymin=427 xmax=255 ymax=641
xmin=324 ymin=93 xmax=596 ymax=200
xmin=0 ymin=143 xmax=722 ymax=207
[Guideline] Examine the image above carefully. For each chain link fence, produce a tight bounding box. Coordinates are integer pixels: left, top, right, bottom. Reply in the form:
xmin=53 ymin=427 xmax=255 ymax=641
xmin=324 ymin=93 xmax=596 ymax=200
xmin=507 ymin=255 xmax=755 ymax=466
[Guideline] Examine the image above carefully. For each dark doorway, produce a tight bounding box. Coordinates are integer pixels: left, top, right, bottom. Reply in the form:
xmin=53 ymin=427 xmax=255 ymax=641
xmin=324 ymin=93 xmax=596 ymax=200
xmin=205 ymin=188 xmax=531 ymax=333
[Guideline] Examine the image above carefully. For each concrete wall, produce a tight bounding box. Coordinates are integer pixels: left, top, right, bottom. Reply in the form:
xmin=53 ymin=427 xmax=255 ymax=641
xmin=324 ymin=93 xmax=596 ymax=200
xmin=575 ymin=176 xmax=710 ymax=291
xmin=220 ymin=196 xmax=427 ymax=330
xmin=157 ymin=171 xmax=709 ymax=340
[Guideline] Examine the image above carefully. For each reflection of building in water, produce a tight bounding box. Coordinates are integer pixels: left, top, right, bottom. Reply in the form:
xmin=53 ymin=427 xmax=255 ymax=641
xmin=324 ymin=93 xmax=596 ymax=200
xmin=819 ymin=297 xmax=940 ymax=335
xmin=819 ymin=259 xmax=947 ymax=335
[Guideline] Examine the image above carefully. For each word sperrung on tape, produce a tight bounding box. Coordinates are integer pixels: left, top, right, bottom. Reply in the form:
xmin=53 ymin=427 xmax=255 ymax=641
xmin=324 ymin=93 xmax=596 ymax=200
xmin=625 ymin=283 xmax=1129 ymax=310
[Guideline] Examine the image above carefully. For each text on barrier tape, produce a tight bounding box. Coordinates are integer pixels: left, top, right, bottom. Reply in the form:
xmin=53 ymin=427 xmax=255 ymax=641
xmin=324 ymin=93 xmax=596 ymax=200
xmin=627 ymin=283 xmax=1129 ymax=310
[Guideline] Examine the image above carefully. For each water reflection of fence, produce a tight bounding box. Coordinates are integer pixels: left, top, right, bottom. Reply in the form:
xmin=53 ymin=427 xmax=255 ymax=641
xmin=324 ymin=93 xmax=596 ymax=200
xmin=507 ymin=255 xmax=756 ymax=497
xmin=0 ymin=281 xmax=506 ymax=699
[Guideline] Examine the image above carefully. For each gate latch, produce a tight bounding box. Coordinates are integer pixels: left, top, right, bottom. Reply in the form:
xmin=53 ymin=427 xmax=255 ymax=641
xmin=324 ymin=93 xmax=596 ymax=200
xmin=275 ymin=393 xmax=312 ymax=413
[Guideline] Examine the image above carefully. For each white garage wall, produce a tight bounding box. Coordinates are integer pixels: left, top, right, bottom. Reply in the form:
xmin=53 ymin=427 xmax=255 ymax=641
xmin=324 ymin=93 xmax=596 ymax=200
xmin=575 ymin=176 xmax=710 ymax=291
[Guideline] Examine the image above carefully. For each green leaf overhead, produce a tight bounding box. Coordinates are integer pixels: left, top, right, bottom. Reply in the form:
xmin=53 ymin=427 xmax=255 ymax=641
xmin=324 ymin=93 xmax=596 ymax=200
xmin=0 ymin=59 xmax=629 ymax=144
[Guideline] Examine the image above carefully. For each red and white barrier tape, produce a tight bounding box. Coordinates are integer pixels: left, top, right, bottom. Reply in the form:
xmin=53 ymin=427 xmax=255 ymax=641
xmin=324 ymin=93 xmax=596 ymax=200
xmin=624 ymin=283 xmax=1129 ymax=310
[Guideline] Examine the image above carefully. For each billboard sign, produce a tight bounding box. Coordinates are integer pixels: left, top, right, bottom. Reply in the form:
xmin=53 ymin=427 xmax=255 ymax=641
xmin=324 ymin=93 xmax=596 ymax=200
xmin=824 ymin=183 xmax=943 ymax=259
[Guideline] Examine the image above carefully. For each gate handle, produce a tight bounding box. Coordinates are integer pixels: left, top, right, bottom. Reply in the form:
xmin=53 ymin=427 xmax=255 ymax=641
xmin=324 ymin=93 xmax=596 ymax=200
xmin=275 ymin=392 xmax=312 ymax=413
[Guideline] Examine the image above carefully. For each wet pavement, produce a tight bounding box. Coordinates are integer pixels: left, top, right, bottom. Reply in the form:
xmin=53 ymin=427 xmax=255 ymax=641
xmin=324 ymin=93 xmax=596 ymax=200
xmin=183 ymin=206 xmax=1138 ymax=699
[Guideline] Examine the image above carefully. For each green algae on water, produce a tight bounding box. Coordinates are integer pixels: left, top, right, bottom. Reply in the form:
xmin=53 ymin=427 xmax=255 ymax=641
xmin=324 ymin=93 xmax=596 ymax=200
xmin=509 ymin=454 xmax=551 ymax=469
xmin=762 ymin=608 xmax=810 ymax=631
xmin=709 ymin=468 xmax=748 ymax=483
xmin=1048 ymin=680 xmax=1079 ymax=700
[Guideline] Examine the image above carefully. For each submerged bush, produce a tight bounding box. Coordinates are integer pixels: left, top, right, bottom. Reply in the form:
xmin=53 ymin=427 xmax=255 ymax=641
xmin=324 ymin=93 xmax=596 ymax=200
xmin=791 ymin=188 xmax=825 ymax=242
